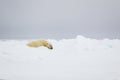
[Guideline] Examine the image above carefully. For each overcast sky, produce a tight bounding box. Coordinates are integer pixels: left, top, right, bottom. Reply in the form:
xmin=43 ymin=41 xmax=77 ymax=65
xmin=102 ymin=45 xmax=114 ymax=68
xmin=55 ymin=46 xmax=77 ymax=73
xmin=0 ymin=0 xmax=120 ymax=39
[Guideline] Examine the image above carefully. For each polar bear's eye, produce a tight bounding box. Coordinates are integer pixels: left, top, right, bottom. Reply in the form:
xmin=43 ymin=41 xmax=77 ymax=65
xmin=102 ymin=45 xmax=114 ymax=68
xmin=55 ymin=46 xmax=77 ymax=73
xmin=43 ymin=43 xmax=48 ymax=46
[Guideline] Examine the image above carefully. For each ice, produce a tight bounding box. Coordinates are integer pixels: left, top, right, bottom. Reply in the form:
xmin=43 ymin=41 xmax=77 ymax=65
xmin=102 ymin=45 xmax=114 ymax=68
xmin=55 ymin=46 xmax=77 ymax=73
xmin=0 ymin=35 xmax=120 ymax=80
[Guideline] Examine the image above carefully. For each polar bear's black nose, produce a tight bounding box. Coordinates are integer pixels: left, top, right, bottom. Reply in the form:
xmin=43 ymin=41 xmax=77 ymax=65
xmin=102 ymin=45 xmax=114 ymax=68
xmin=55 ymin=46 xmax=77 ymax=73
xmin=48 ymin=44 xmax=53 ymax=49
xmin=49 ymin=45 xmax=53 ymax=49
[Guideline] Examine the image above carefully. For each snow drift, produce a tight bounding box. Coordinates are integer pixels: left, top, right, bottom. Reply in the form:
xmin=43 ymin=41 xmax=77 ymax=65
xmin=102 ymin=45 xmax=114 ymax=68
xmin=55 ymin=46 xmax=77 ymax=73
xmin=0 ymin=35 xmax=120 ymax=80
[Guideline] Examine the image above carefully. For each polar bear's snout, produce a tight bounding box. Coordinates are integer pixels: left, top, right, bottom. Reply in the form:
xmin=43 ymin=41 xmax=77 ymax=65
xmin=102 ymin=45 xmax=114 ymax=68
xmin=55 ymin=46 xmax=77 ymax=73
xmin=47 ymin=44 xmax=53 ymax=49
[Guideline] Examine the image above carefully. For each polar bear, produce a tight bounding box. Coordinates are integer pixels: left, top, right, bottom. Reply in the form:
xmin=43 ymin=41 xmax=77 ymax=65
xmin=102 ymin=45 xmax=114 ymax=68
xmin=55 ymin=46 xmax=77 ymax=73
xmin=27 ymin=39 xmax=53 ymax=49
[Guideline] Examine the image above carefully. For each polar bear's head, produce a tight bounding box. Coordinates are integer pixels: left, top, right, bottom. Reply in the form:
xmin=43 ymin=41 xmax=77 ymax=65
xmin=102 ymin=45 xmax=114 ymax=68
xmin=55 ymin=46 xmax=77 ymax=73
xmin=27 ymin=39 xmax=53 ymax=49
xmin=39 ymin=40 xmax=53 ymax=49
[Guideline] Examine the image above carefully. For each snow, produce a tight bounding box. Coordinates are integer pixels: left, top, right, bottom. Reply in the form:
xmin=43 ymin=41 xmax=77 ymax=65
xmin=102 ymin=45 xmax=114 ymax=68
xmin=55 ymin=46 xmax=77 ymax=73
xmin=0 ymin=35 xmax=120 ymax=80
